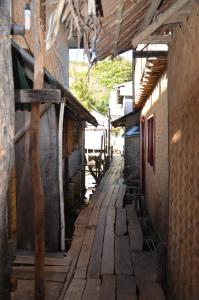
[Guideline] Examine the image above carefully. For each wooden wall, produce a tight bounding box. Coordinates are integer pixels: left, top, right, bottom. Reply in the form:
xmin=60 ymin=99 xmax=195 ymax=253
xmin=12 ymin=0 xmax=69 ymax=87
xmin=15 ymin=105 xmax=60 ymax=252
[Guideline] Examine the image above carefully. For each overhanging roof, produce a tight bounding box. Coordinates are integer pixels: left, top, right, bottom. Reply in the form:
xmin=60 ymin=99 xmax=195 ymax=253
xmin=12 ymin=41 xmax=98 ymax=127
xmin=134 ymin=57 xmax=167 ymax=109
xmin=95 ymin=0 xmax=192 ymax=60
xmin=111 ymin=110 xmax=140 ymax=127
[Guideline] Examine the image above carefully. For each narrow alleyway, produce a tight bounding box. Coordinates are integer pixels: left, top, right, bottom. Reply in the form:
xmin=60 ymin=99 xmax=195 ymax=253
xmin=59 ymin=156 xmax=165 ymax=300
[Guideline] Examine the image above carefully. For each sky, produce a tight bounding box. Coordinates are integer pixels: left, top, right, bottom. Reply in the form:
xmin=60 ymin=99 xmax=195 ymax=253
xmin=69 ymin=49 xmax=132 ymax=63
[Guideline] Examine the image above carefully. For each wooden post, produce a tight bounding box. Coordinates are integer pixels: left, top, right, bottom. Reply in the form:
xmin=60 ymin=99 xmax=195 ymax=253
xmin=0 ymin=1 xmax=14 ymax=299
xmin=108 ymin=108 xmax=111 ymax=166
xmin=30 ymin=1 xmax=45 ymax=299
xmin=58 ymin=99 xmax=65 ymax=251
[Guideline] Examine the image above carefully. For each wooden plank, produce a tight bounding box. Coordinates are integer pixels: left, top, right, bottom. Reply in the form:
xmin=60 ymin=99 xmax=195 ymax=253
xmin=31 ymin=0 xmax=45 ymax=298
xmin=112 ymin=0 xmax=125 ymax=56
xmin=132 ymin=251 xmax=160 ymax=286
xmin=132 ymin=0 xmax=190 ymax=47
xmin=115 ymin=236 xmax=133 ymax=275
xmin=13 ymin=265 xmax=69 ymax=273
xmin=140 ymin=0 xmax=162 ymax=30
xmin=15 ymin=89 xmax=61 ymax=103
xmin=139 ymin=283 xmax=165 ymax=300
xmin=87 ymin=207 xmax=107 ymax=278
xmin=95 ymin=190 xmax=107 ymax=208
xmin=108 ymin=184 xmax=119 ymax=208
xmin=117 ymin=276 xmax=137 ymax=300
xmin=58 ymin=227 xmax=88 ymax=299
xmin=63 ymin=279 xmax=86 ymax=300
xmin=0 ymin=1 xmax=14 ymax=298
xmin=101 ymin=208 xmax=115 ymax=275
xmin=88 ymin=207 xmax=100 ymax=228
xmin=12 ymin=280 xmax=63 ymax=300
xmin=132 ymin=251 xmax=165 ymax=299
xmin=82 ymin=279 xmax=101 ymax=300
xmin=115 ymin=208 xmax=127 ymax=236
xmin=133 ymin=51 xmax=168 ymax=58
xmin=142 ymin=34 xmax=171 ymax=44
xmin=101 ymin=184 xmax=114 ymax=207
xmin=75 ymin=207 xmax=93 ymax=227
xmin=116 ymin=184 xmax=126 ymax=208
xmin=74 ymin=228 xmax=95 ymax=279
xmin=126 ymin=205 xmax=143 ymax=251
xmin=12 ymin=267 xmax=67 ymax=282
xmin=99 ymin=275 xmax=116 ymax=300
xmin=14 ymin=255 xmax=71 ymax=266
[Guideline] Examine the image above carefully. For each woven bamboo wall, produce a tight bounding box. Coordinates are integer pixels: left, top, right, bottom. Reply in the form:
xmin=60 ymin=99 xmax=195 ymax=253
xmin=141 ymin=74 xmax=169 ymax=241
xmin=168 ymin=7 xmax=199 ymax=300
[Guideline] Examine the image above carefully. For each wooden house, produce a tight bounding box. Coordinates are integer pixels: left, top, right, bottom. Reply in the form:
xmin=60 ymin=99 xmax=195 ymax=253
xmin=10 ymin=42 xmax=97 ymax=253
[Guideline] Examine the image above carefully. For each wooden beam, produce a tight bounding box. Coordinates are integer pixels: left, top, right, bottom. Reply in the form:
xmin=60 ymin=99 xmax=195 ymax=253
xmin=30 ymin=1 xmax=45 ymax=299
xmin=133 ymin=50 xmax=167 ymax=58
xmin=142 ymin=34 xmax=171 ymax=44
xmin=112 ymin=0 xmax=125 ymax=56
xmin=140 ymin=0 xmax=162 ymax=31
xmin=132 ymin=0 xmax=190 ymax=48
xmin=15 ymin=89 xmax=61 ymax=103
xmin=0 ymin=1 xmax=14 ymax=299
xmin=15 ymin=104 xmax=51 ymax=144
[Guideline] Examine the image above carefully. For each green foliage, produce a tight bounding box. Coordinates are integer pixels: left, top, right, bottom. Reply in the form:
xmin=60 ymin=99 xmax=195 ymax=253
xmin=70 ymin=57 xmax=132 ymax=114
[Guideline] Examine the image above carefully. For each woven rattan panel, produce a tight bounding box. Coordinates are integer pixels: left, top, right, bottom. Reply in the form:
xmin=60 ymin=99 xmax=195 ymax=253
xmin=168 ymin=7 xmax=199 ymax=300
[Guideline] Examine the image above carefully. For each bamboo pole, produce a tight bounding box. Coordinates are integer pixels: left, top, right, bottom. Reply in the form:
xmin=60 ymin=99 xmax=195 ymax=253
xmin=58 ymin=99 xmax=66 ymax=251
xmin=30 ymin=1 xmax=45 ymax=299
xmin=0 ymin=1 xmax=14 ymax=299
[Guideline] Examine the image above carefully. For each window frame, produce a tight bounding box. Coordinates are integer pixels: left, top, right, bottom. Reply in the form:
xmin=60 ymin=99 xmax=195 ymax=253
xmin=147 ymin=115 xmax=155 ymax=170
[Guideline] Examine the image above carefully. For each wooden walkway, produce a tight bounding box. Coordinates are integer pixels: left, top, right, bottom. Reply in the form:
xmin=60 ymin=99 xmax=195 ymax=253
xmin=12 ymin=156 xmax=165 ymax=299
xmin=60 ymin=156 xmax=166 ymax=300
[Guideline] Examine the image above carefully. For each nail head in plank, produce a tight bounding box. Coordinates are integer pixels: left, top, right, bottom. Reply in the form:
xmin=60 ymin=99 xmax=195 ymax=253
xmin=117 ymin=275 xmax=137 ymax=300
xmin=15 ymin=89 xmax=61 ymax=103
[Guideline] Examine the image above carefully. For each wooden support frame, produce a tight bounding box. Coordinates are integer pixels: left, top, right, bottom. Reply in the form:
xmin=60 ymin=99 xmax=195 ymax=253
xmin=139 ymin=0 xmax=162 ymax=31
xmin=30 ymin=1 xmax=45 ymax=299
xmin=112 ymin=0 xmax=125 ymax=57
xmin=133 ymin=50 xmax=167 ymax=58
xmin=0 ymin=1 xmax=14 ymax=299
xmin=132 ymin=0 xmax=190 ymax=48
xmin=15 ymin=89 xmax=61 ymax=103
xmin=142 ymin=34 xmax=171 ymax=44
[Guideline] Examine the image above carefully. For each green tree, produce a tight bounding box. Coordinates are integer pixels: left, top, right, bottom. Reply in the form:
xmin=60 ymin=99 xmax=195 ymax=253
xmin=70 ymin=57 xmax=132 ymax=114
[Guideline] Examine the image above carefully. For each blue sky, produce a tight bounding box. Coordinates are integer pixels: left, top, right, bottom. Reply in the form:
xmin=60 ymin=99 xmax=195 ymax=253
xmin=69 ymin=49 xmax=132 ymax=62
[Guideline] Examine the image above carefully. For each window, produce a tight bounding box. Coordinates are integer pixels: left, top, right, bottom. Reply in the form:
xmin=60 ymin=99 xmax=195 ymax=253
xmin=147 ymin=116 xmax=155 ymax=168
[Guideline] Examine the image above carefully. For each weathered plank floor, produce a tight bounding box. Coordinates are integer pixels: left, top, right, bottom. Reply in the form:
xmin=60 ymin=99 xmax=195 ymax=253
xmin=60 ymin=156 xmax=165 ymax=300
xmin=12 ymin=156 xmax=165 ymax=300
